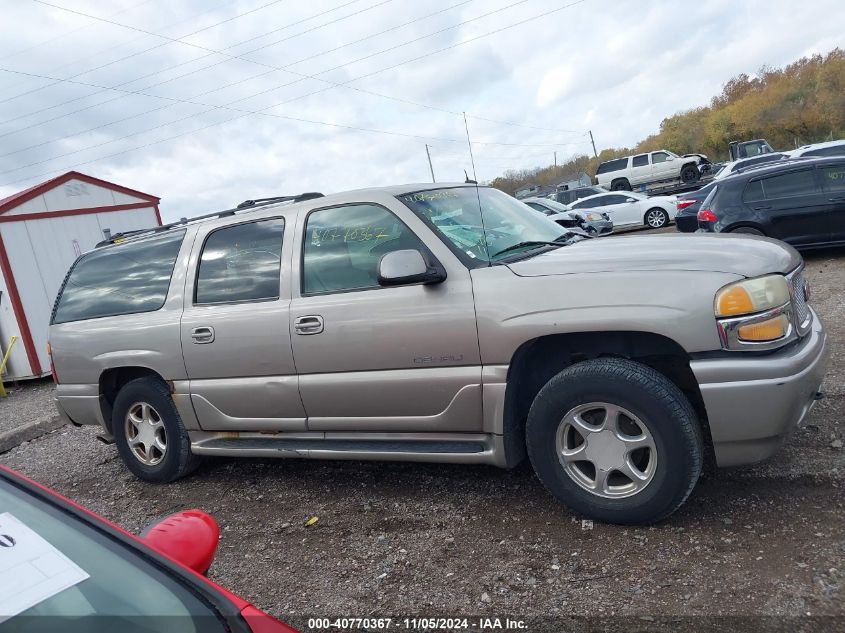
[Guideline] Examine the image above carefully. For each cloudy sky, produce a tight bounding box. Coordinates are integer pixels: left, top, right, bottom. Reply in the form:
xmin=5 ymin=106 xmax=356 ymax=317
xmin=0 ymin=0 xmax=843 ymax=221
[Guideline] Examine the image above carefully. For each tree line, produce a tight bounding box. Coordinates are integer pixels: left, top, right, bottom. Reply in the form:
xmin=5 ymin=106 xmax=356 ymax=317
xmin=490 ymin=48 xmax=845 ymax=196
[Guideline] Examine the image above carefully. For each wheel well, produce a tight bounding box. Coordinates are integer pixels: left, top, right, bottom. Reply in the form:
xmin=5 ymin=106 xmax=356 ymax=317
xmin=99 ymin=367 xmax=165 ymax=433
xmin=680 ymin=161 xmax=699 ymax=172
xmin=502 ymin=331 xmax=713 ymax=469
xmin=726 ymin=223 xmax=766 ymax=235
xmin=610 ymin=177 xmax=630 ymax=188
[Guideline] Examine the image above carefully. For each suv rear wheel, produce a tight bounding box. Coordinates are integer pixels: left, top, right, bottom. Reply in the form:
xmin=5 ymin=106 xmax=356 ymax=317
xmin=611 ymin=178 xmax=632 ymax=191
xmin=113 ymin=377 xmax=201 ymax=483
xmin=526 ymin=358 xmax=703 ymax=524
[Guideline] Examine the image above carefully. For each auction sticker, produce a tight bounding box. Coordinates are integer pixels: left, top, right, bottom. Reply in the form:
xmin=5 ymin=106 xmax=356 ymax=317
xmin=0 ymin=512 xmax=89 ymax=622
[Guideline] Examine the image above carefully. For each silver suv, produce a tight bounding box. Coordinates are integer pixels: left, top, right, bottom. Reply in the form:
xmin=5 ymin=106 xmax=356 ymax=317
xmin=49 ymin=184 xmax=828 ymax=524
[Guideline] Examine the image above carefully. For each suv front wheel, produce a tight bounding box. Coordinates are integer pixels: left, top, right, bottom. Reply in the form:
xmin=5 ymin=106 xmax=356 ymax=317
xmin=526 ymin=358 xmax=703 ymax=524
xmin=112 ymin=377 xmax=202 ymax=483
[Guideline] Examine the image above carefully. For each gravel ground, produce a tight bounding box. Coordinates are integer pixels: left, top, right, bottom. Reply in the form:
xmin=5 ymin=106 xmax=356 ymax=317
xmin=0 ymin=376 xmax=55 ymax=435
xmin=1 ymin=235 xmax=843 ymax=630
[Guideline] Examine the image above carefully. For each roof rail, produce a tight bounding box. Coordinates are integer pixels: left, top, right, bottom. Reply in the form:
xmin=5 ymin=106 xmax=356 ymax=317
xmin=95 ymin=192 xmax=324 ymax=248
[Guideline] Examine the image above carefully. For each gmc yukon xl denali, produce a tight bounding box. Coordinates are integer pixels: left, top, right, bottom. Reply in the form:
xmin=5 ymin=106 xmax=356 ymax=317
xmin=49 ymin=184 xmax=828 ymax=524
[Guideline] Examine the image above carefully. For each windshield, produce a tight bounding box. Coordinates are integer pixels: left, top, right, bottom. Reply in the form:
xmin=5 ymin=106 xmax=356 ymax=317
xmin=0 ymin=477 xmax=228 ymax=633
xmin=399 ymin=187 xmax=571 ymax=263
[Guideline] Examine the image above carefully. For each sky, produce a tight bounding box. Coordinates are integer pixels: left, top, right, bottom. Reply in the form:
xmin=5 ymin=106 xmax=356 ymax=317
xmin=0 ymin=0 xmax=843 ymax=221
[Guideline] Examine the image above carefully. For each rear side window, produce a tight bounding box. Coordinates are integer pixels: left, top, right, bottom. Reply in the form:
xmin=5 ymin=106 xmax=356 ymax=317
xmin=820 ymin=164 xmax=845 ymax=192
xmin=761 ymin=169 xmax=816 ymax=199
xmin=742 ymin=180 xmax=764 ymax=202
xmin=632 ymin=154 xmax=648 ymax=167
xmin=596 ymin=158 xmax=628 ymax=175
xmin=52 ymin=231 xmax=185 ymax=324
xmin=195 ymin=218 xmax=284 ymax=304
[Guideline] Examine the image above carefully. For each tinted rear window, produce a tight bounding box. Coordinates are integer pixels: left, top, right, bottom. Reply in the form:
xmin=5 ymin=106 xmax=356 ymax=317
xmin=596 ymin=158 xmax=628 ymax=175
xmin=52 ymin=231 xmax=184 ymax=324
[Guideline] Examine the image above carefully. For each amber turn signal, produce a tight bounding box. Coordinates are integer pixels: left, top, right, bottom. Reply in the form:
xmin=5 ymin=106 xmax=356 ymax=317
xmin=737 ymin=315 xmax=789 ymax=342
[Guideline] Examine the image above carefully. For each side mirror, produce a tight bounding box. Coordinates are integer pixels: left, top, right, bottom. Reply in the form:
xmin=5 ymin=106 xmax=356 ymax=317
xmin=142 ymin=510 xmax=220 ymax=575
xmin=626 ymin=198 xmax=636 ymax=203
xmin=378 ymin=249 xmax=446 ymax=287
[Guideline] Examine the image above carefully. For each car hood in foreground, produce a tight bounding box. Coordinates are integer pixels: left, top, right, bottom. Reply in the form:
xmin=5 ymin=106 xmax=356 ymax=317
xmin=507 ymin=233 xmax=800 ymax=278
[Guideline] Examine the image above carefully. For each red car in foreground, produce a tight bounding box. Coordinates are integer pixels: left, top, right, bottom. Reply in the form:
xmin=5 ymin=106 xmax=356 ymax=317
xmin=0 ymin=465 xmax=296 ymax=633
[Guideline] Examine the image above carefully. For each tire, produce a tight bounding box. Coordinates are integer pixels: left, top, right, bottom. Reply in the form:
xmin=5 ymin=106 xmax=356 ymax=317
xmin=730 ymin=227 xmax=764 ymax=236
xmin=644 ymin=208 xmax=669 ymax=229
xmin=611 ymin=179 xmax=632 ymax=191
xmin=526 ymin=358 xmax=703 ymax=525
xmin=113 ymin=377 xmax=202 ymax=483
xmin=680 ymin=164 xmax=700 ymax=183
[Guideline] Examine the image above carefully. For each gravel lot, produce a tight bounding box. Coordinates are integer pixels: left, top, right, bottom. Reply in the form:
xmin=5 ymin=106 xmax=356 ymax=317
xmin=0 ymin=377 xmax=54 ymax=435
xmin=1 ymin=233 xmax=843 ymax=630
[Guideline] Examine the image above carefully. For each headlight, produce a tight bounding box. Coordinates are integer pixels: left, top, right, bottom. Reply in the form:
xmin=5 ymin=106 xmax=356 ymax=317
xmin=715 ymin=275 xmax=790 ymax=317
xmin=585 ymin=213 xmax=602 ymax=221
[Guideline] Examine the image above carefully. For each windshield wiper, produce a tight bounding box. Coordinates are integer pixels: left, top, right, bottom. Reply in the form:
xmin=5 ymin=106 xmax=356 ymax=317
xmin=490 ymin=239 xmax=567 ymax=260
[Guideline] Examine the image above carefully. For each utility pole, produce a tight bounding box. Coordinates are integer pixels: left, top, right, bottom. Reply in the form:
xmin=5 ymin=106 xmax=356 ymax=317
xmin=463 ymin=112 xmax=477 ymax=181
xmin=554 ymin=151 xmax=557 ymax=167
xmin=425 ymin=144 xmax=435 ymax=182
xmin=589 ymin=130 xmax=598 ymax=159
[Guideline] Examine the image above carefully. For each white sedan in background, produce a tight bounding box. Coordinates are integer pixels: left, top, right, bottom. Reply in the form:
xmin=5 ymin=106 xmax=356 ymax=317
xmin=570 ymin=191 xmax=678 ymax=229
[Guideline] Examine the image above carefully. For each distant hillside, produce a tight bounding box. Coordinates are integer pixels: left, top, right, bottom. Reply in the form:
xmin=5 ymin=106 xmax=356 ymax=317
xmin=491 ymin=48 xmax=845 ymax=196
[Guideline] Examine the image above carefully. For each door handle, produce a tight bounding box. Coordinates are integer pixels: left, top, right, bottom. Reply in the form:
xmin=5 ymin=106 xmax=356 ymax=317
xmin=753 ymin=205 xmax=772 ymax=211
xmin=191 ymin=326 xmax=215 ymax=344
xmin=294 ymin=315 xmax=324 ymax=335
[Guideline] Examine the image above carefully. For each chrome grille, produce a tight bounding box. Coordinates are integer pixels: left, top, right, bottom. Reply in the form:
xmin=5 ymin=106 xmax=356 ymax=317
xmin=788 ymin=268 xmax=811 ymax=332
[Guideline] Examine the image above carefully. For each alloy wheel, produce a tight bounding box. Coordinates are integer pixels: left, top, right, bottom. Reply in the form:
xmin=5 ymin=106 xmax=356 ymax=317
xmin=647 ymin=209 xmax=667 ymax=228
xmin=125 ymin=402 xmax=167 ymax=466
xmin=556 ymin=402 xmax=657 ymax=499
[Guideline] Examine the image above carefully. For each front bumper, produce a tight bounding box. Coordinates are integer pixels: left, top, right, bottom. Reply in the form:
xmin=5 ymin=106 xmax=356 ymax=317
xmin=586 ymin=220 xmax=613 ymax=235
xmin=690 ymin=308 xmax=828 ymax=467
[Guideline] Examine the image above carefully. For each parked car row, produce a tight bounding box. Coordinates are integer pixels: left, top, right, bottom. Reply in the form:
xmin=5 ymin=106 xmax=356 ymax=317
xmin=522 ymin=196 xmax=613 ymax=236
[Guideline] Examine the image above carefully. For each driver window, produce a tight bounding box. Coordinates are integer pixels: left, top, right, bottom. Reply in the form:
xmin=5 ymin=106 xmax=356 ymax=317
xmin=302 ymin=204 xmax=423 ymax=295
xmin=651 ymin=152 xmax=669 ymax=164
xmin=195 ymin=218 xmax=284 ymax=304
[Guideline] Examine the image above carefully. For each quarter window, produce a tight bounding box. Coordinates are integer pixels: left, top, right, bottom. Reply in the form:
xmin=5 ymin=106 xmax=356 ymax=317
xmin=743 ymin=180 xmax=764 ymax=203
xmin=820 ymin=164 xmax=845 ymax=192
xmin=760 ymin=169 xmax=816 ymax=199
xmin=632 ymin=154 xmax=648 ymax=167
xmin=195 ymin=218 xmax=284 ymax=304
xmin=302 ymin=205 xmax=423 ymax=294
xmin=596 ymin=158 xmax=628 ymax=175
xmin=52 ymin=231 xmax=184 ymax=324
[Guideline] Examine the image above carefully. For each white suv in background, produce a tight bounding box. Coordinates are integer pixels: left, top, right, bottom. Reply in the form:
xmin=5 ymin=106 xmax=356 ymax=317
xmin=595 ymin=150 xmax=706 ymax=191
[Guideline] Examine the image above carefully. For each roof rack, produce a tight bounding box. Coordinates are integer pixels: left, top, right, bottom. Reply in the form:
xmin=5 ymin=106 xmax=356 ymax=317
xmin=95 ymin=191 xmax=324 ymax=248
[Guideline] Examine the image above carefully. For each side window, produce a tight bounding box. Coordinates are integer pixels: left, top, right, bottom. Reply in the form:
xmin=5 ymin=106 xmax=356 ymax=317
xmin=743 ymin=180 xmax=764 ymax=203
xmin=596 ymin=158 xmax=628 ymax=175
xmin=761 ymin=169 xmax=816 ymax=199
xmin=651 ymin=152 xmax=669 ymax=164
xmin=302 ymin=204 xmax=423 ymax=295
xmin=525 ymin=202 xmax=552 ymax=215
xmin=573 ymin=198 xmax=598 ymax=209
xmin=632 ymin=154 xmax=649 ymax=167
xmin=820 ymin=164 xmax=845 ymax=192
xmin=601 ymin=194 xmax=628 ymax=206
xmin=805 ymin=145 xmax=845 ymax=158
xmin=195 ymin=218 xmax=284 ymax=304
xmin=52 ymin=231 xmax=185 ymax=324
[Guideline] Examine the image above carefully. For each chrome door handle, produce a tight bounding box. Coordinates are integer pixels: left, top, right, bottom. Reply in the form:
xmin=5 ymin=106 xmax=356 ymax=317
xmin=294 ymin=315 xmax=324 ymax=335
xmin=191 ymin=326 xmax=215 ymax=344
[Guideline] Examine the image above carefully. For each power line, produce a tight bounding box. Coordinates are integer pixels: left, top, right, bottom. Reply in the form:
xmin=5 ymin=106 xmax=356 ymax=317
xmin=0 ymin=0 xmax=460 ymax=143
xmin=1 ymin=0 xmax=289 ymax=107
xmin=2 ymin=0 xmax=238 ymax=90
xmin=0 ymin=0 xmax=157 ymax=63
xmin=2 ymin=0 xmax=589 ymax=187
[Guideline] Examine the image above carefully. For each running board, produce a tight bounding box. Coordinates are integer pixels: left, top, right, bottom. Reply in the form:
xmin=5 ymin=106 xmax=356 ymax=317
xmin=189 ymin=431 xmax=506 ymax=466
